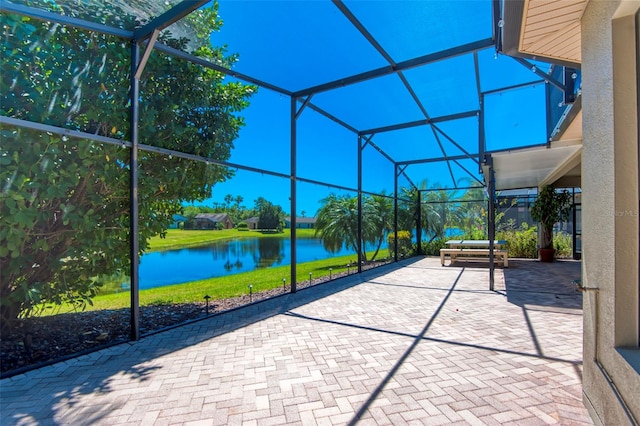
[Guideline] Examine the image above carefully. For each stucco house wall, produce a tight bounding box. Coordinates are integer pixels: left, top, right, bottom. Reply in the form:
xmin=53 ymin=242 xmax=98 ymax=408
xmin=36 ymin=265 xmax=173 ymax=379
xmin=581 ymin=1 xmax=640 ymax=424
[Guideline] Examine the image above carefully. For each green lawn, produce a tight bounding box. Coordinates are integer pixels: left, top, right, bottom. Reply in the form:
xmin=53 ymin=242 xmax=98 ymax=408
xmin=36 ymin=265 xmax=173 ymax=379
xmin=148 ymin=228 xmax=317 ymax=252
xmin=44 ymin=229 xmax=387 ymax=315
xmin=65 ymin=252 xmax=372 ymax=313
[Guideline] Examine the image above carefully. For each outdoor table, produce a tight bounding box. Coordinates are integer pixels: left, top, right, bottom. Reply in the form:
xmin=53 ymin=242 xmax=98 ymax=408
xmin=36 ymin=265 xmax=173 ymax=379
xmin=444 ymin=240 xmax=507 ymax=249
xmin=441 ymin=240 xmax=509 ymax=267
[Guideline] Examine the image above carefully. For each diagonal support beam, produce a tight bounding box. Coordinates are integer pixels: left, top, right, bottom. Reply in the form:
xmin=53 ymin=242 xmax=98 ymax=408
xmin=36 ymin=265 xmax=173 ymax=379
xmin=511 ymin=57 xmax=566 ymax=91
xmin=153 ymin=42 xmax=292 ymax=96
xmin=134 ymin=30 xmax=159 ymax=80
xmin=295 ymin=95 xmax=314 ymax=120
xmin=361 ymin=134 xmax=373 ymax=150
xmin=333 ymin=0 xmax=395 ymax=65
xmin=303 ymin=102 xmax=359 ymax=134
xmin=429 ymin=126 xmax=457 ymax=187
xmin=366 ymin=138 xmax=395 ymax=164
xmin=452 ymin=159 xmax=485 ymax=186
xmin=394 ymin=164 xmax=416 ymax=190
xmin=432 ymin=123 xmax=481 ymax=165
xmin=335 ymin=0 xmax=452 ymax=185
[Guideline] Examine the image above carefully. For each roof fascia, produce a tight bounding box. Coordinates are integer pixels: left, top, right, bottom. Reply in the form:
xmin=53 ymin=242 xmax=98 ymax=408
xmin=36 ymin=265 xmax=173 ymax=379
xmin=539 ymin=146 xmax=582 ymax=188
xmin=499 ymin=0 xmax=581 ymax=68
xmin=500 ymin=0 xmax=524 ymax=59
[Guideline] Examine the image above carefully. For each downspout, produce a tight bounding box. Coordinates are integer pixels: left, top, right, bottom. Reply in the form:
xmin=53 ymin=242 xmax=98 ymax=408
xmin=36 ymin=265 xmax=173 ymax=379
xmin=576 ymin=282 xmax=638 ymax=425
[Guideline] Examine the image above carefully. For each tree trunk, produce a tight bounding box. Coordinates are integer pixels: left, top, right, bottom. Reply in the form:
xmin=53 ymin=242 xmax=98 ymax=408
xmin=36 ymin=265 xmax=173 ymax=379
xmin=541 ymin=224 xmax=553 ymax=249
xmin=0 ymin=303 xmax=21 ymax=337
xmin=370 ymin=237 xmax=383 ymax=261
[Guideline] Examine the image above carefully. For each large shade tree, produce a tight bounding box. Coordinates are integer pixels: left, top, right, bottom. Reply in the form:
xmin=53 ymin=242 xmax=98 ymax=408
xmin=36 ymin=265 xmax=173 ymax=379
xmin=254 ymin=197 xmax=284 ymax=231
xmin=0 ymin=2 xmax=255 ymax=326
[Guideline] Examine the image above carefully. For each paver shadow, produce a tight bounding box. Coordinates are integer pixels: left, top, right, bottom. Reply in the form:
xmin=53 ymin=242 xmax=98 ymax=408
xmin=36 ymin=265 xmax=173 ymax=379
xmin=0 ymin=258 xmax=421 ymax=425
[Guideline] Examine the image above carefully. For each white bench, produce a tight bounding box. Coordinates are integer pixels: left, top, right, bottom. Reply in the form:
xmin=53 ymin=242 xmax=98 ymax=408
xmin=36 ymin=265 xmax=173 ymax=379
xmin=440 ymin=248 xmax=509 ymax=267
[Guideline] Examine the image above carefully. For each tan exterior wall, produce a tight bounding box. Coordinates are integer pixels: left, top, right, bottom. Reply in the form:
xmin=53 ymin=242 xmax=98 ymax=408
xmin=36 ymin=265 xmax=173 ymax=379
xmin=582 ymin=1 xmax=640 ymax=424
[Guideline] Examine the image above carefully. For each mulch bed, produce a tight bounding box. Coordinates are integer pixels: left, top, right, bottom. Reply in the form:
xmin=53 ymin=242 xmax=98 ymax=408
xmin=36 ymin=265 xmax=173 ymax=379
xmin=0 ymin=262 xmax=390 ymax=376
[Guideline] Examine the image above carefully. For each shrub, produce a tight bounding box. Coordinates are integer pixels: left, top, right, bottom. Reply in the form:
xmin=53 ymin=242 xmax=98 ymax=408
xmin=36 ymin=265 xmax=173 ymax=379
xmin=388 ymin=231 xmax=413 ymax=258
xmin=496 ymin=223 xmax=538 ymax=258
xmin=237 ymin=222 xmax=249 ymax=231
xmin=422 ymin=238 xmax=446 ymax=256
xmin=461 ymin=228 xmax=487 ymax=240
xmin=553 ymin=231 xmax=573 ymax=258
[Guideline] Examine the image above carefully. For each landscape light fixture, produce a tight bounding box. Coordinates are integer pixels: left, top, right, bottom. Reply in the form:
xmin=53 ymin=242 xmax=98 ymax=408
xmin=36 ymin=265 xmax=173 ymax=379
xmin=204 ymin=295 xmax=211 ymax=315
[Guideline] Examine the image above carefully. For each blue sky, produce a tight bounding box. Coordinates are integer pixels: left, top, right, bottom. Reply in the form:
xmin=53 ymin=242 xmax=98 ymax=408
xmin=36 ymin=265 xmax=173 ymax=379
xmin=195 ymin=1 xmax=553 ymax=216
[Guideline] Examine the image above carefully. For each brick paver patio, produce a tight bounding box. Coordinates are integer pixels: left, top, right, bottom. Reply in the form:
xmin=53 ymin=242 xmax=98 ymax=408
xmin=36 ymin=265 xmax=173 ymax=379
xmin=0 ymin=257 xmax=591 ymax=425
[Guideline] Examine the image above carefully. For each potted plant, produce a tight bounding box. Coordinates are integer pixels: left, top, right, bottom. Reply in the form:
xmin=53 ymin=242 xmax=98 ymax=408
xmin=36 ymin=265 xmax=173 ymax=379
xmin=530 ymin=185 xmax=572 ymax=262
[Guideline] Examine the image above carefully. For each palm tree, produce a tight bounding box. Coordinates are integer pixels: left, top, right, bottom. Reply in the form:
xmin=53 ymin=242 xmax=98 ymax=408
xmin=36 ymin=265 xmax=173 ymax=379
xmin=234 ymin=195 xmax=244 ymax=211
xmin=398 ymin=181 xmax=440 ymax=241
xmin=224 ymin=194 xmax=233 ymax=211
xmin=398 ymin=180 xmax=466 ymax=243
xmin=424 ymin=186 xmax=464 ymax=240
xmin=455 ymin=185 xmax=487 ymax=237
xmin=365 ymin=194 xmax=393 ymax=260
xmin=315 ymin=194 xmax=377 ymax=261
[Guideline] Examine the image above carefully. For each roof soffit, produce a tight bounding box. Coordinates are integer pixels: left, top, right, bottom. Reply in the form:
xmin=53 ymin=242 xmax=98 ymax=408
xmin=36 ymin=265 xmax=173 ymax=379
xmin=502 ymin=0 xmax=586 ymax=67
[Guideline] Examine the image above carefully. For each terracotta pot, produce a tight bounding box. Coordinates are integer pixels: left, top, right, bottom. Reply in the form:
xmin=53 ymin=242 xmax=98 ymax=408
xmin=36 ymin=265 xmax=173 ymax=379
xmin=539 ymin=248 xmax=555 ymax=262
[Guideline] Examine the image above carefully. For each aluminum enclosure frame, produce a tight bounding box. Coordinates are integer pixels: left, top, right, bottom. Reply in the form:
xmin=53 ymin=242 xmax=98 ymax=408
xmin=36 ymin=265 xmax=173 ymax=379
xmin=0 ymin=0 xmax=573 ymax=342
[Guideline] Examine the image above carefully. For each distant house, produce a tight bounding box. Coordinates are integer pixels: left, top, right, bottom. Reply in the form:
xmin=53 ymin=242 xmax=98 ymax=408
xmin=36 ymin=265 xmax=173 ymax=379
xmin=191 ymin=213 xmax=233 ymax=230
xmin=284 ymin=216 xmax=316 ymax=229
xmin=245 ymin=217 xmax=259 ymax=230
xmin=169 ymin=214 xmax=187 ymax=229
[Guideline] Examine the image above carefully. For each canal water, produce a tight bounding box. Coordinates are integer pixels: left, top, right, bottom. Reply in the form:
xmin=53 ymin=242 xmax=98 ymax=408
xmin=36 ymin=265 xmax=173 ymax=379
xmin=139 ymin=237 xmax=382 ymax=289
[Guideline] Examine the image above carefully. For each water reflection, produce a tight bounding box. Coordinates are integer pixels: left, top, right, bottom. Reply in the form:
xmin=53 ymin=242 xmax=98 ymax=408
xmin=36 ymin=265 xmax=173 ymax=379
xmin=138 ymin=237 xmax=360 ymax=289
xmin=202 ymin=238 xmax=285 ymax=271
xmin=254 ymin=238 xmax=285 ymax=269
